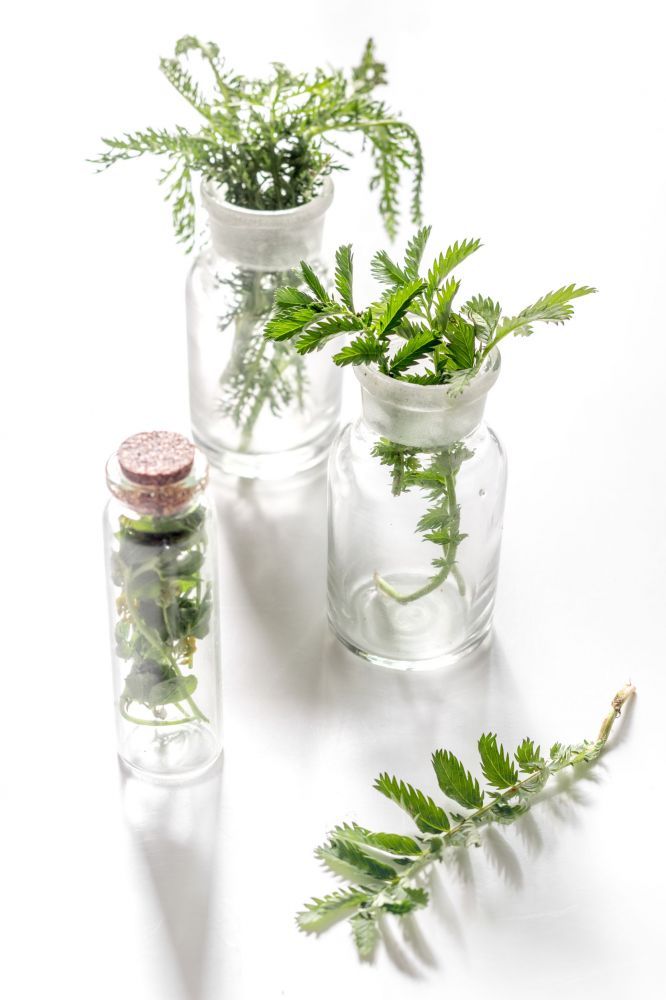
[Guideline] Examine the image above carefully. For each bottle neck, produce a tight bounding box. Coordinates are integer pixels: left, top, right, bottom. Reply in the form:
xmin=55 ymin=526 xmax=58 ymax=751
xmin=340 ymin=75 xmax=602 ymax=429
xmin=201 ymin=178 xmax=334 ymax=271
xmin=356 ymin=354 xmax=501 ymax=448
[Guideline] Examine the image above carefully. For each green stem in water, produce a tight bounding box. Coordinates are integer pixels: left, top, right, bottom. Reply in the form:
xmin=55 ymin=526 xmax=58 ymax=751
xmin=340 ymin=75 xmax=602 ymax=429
xmin=374 ymin=466 xmax=466 ymax=604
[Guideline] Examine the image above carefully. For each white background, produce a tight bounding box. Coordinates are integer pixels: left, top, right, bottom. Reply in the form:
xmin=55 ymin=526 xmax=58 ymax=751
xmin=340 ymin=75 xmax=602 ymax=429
xmin=1 ymin=1 xmax=665 ymax=997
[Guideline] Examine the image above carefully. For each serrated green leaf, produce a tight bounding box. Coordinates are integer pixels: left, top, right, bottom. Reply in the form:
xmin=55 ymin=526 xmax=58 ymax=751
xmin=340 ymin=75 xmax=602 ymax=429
xmin=333 ymin=823 xmax=422 ymax=857
xmin=478 ymin=733 xmax=519 ymax=790
xmin=370 ymin=249 xmax=409 ymax=287
xmin=334 ymin=244 xmax=355 ymax=311
xmin=350 ymin=912 xmax=379 ymax=959
xmin=374 ymin=773 xmax=450 ymax=833
xmin=294 ymin=315 xmax=365 ymax=353
xmin=376 ymin=280 xmax=426 ymax=337
xmin=444 ymin=314 xmax=477 ymax=371
xmin=493 ymin=284 xmax=597 ymax=341
xmin=463 ymin=294 xmax=501 ymax=342
xmin=316 ymin=838 xmax=397 ymax=886
xmin=403 ymin=226 xmax=432 ymax=279
xmin=333 ymin=334 xmax=386 ymax=367
xmin=432 ymin=750 xmax=484 ymax=809
xmin=426 ymin=238 xmax=481 ymax=298
xmin=297 ymin=888 xmax=369 ymax=933
xmin=300 ymin=261 xmax=330 ymax=303
xmin=274 ymin=286 xmax=314 ymax=308
xmin=389 ymin=328 xmax=439 ymax=375
xmin=514 ymin=738 xmax=544 ymax=773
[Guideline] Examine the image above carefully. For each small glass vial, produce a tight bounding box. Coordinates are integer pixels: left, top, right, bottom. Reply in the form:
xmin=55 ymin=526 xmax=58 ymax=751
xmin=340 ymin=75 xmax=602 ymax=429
xmin=104 ymin=431 xmax=222 ymax=779
xmin=186 ymin=178 xmax=342 ymax=479
xmin=327 ymin=352 xmax=507 ymax=670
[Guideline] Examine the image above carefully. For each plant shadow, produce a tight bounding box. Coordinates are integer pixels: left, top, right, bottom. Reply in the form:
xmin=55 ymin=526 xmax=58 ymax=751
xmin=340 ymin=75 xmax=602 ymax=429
xmin=118 ymin=759 xmax=224 ymax=1000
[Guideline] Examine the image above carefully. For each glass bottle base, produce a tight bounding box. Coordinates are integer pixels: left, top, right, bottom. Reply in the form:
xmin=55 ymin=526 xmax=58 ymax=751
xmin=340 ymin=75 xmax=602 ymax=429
xmin=192 ymin=422 xmax=338 ymax=480
xmin=328 ymin=573 xmax=494 ymax=670
xmin=118 ymin=722 xmax=222 ymax=782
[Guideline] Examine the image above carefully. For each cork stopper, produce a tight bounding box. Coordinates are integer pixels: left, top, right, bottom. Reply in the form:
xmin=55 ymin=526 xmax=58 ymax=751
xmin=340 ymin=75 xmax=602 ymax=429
xmin=118 ymin=431 xmax=195 ymax=485
xmin=107 ymin=431 xmax=207 ymax=516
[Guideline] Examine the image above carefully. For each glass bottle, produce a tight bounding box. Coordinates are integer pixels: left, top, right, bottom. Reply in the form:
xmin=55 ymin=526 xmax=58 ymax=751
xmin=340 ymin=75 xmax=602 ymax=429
xmin=327 ymin=352 xmax=507 ymax=670
xmin=186 ymin=178 xmax=342 ymax=478
xmin=104 ymin=431 xmax=222 ymax=779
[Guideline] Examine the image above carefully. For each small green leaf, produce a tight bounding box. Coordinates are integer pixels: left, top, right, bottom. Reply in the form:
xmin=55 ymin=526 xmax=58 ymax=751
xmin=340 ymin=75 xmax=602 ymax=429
xmin=333 ymin=823 xmax=422 ymax=857
xmin=374 ymin=773 xmax=450 ymax=833
xmin=478 ymin=733 xmax=519 ymax=790
xmin=389 ymin=328 xmax=439 ymax=375
xmin=403 ymin=226 xmax=432 ymax=278
xmin=376 ymin=280 xmax=426 ymax=337
xmin=149 ymin=674 xmax=198 ymax=706
xmin=299 ymin=261 xmax=330 ymax=303
xmin=316 ymin=838 xmax=397 ymax=886
xmin=350 ymin=912 xmax=379 ymax=959
xmin=370 ymin=249 xmax=409 ymax=287
xmin=297 ymin=889 xmax=370 ymax=933
xmin=514 ymin=738 xmax=544 ymax=773
xmin=333 ymin=334 xmax=386 ymax=367
xmin=431 ymin=750 xmax=484 ymax=809
xmin=334 ymin=244 xmax=355 ymax=311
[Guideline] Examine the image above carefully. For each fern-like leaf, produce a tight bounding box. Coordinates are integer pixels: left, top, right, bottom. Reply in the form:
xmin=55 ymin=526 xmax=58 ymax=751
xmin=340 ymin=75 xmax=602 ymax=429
xmin=297 ymin=888 xmax=370 ymax=933
xmin=478 ymin=733 xmax=519 ymax=790
xmin=404 ymin=225 xmax=432 ymax=279
xmin=431 ymin=749 xmax=484 ymax=809
xmin=333 ymin=334 xmax=386 ymax=367
xmin=334 ymin=244 xmax=355 ymax=311
xmin=374 ymin=773 xmax=450 ymax=833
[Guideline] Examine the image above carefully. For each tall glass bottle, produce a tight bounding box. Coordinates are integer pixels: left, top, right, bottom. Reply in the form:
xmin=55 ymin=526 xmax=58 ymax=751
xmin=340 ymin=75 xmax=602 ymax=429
xmin=104 ymin=431 xmax=222 ymax=779
xmin=327 ymin=352 xmax=507 ymax=670
xmin=186 ymin=178 xmax=341 ymax=478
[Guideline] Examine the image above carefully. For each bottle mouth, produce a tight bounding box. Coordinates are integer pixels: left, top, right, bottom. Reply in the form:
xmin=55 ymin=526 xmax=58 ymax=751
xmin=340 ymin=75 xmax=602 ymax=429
xmin=106 ymin=432 xmax=208 ymax=516
xmin=201 ymin=176 xmax=335 ymax=225
xmin=355 ymin=350 xmax=501 ymax=448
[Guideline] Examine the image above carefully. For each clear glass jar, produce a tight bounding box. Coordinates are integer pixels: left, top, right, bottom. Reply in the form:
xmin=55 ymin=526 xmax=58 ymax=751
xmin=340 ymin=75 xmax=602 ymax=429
xmin=186 ymin=178 xmax=342 ymax=479
xmin=327 ymin=352 xmax=507 ymax=670
xmin=104 ymin=432 xmax=222 ymax=779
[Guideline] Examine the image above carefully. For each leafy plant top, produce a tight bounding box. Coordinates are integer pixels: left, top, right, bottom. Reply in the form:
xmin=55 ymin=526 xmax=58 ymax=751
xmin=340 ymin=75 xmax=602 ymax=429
xmin=298 ymin=684 xmax=635 ymax=959
xmin=94 ymin=37 xmax=423 ymax=248
xmin=264 ymin=227 xmax=596 ymax=390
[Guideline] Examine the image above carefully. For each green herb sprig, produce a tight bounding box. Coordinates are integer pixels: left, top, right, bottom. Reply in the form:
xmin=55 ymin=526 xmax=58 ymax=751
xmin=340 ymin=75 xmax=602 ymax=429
xmin=93 ymin=37 xmax=423 ymax=248
xmin=112 ymin=506 xmax=212 ymax=725
xmin=298 ymin=684 xmax=635 ymax=959
xmin=264 ymin=227 xmax=596 ymax=389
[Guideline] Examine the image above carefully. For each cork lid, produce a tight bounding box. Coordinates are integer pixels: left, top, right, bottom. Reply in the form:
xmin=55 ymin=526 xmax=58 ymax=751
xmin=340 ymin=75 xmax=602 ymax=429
xmin=107 ymin=431 xmax=207 ymax=516
xmin=118 ymin=431 xmax=195 ymax=485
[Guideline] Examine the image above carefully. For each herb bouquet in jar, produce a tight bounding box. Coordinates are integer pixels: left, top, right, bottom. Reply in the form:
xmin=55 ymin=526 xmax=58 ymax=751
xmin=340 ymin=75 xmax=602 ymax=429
xmin=265 ymin=229 xmax=595 ymax=668
xmin=94 ymin=37 xmax=423 ymax=478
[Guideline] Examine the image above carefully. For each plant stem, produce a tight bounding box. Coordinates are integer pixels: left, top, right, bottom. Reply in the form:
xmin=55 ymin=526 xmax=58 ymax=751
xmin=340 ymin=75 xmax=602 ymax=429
xmin=374 ymin=465 xmax=465 ymax=604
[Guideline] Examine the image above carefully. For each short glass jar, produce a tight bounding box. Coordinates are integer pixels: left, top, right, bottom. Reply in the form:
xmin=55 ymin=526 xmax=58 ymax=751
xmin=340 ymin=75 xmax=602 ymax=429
xmin=104 ymin=432 xmax=222 ymax=779
xmin=186 ymin=179 xmax=342 ymax=478
xmin=327 ymin=352 xmax=507 ymax=669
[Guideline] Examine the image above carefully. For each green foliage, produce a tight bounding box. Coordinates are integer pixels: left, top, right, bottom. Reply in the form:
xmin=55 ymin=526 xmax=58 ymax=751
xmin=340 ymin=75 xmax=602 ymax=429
xmin=432 ymin=749 xmax=484 ymax=808
xmin=94 ymin=37 xmax=423 ymax=248
xmin=215 ymin=268 xmax=308 ymax=447
xmin=298 ymin=686 xmax=635 ymax=959
xmin=265 ymin=227 xmax=595 ymax=384
xmin=113 ymin=505 xmax=212 ymax=725
xmin=478 ymin=734 xmax=519 ymax=790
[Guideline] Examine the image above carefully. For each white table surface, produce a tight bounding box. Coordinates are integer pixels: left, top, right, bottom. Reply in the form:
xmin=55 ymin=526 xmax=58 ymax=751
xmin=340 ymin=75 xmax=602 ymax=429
xmin=2 ymin=2 xmax=665 ymax=997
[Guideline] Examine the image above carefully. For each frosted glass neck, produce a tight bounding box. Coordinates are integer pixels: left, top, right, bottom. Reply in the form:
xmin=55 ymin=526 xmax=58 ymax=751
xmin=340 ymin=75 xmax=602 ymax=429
xmin=200 ymin=178 xmax=334 ymax=271
xmin=356 ymin=351 xmax=501 ymax=447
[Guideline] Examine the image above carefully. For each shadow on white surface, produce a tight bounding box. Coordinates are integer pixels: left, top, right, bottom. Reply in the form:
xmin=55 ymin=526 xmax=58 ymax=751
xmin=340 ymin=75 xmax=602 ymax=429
xmin=119 ymin=759 xmax=223 ymax=1000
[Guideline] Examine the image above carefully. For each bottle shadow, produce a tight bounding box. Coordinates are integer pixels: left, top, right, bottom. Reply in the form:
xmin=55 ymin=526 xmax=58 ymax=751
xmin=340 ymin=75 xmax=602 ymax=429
xmin=209 ymin=463 xmax=329 ymax=701
xmin=118 ymin=759 xmax=224 ymax=1000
